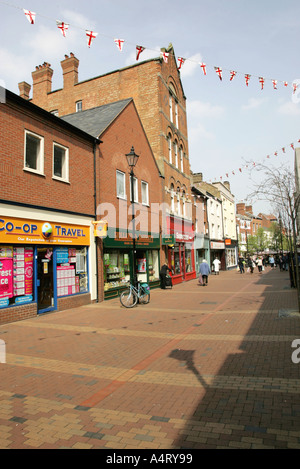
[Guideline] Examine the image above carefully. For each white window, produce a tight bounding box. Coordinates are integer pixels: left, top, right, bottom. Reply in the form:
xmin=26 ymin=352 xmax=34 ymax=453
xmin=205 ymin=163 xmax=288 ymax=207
xmin=180 ymin=147 xmax=184 ymax=172
xmin=170 ymin=184 xmax=175 ymax=212
xmin=169 ymin=95 xmax=173 ymax=122
xmin=174 ymin=141 xmax=178 ymax=168
xmin=168 ymin=135 xmax=172 ymax=164
xmin=176 ymin=190 xmax=181 ymax=215
xmin=53 ymin=143 xmax=69 ymax=182
xmin=175 ymin=102 xmax=179 ymax=128
xmin=116 ymin=170 xmax=126 ymax=199
xmin=141 ymin=181 xmax=149 ymax=205
xmin=76 ymin=101 xmax=82 ymax=112
xmin=24 ymin=130 xmax=44 ymax=174
xmin=129 ymin=175 xmax=138 ymax=203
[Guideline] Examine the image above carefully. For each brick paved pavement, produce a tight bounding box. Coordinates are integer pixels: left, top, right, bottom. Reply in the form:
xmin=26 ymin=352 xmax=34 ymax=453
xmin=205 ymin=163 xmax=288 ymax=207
xmin=0 ymin=266 xmax=299 ymax=450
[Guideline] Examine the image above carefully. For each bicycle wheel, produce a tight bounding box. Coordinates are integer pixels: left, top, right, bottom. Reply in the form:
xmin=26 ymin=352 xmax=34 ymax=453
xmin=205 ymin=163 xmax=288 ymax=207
xmin=120 ymin=288 xmax=138 ymax=308
xmin=139 ymin=287 xmax=150 ymax=304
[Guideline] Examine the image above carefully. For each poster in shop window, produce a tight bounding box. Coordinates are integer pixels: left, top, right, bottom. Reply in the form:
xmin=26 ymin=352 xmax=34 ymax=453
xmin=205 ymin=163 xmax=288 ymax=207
xmin=0 ymin=258 xmax=13 ymax=299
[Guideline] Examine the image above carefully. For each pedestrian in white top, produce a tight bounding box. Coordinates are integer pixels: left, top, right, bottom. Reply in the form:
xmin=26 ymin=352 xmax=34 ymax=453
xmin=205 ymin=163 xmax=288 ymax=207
xmin=213 ymin=258 xmax=221 ymax=275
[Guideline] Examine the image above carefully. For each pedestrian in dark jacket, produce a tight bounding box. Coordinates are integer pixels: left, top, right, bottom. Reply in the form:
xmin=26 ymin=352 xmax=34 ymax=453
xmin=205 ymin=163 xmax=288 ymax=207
xmin=160 ymin=263 xmax=172 ymax=289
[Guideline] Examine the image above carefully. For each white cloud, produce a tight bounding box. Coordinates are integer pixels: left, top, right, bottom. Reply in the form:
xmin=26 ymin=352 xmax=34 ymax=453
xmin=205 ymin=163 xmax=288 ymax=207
xmin=179 ymin=53 xmax=203 ymax=78
xmin=187 ymin=100 xmax=225 ymax=120
xmin=278 ymin=100 xmax=300 ymax=116
xmin=242 ymin=97 xmax=267 ymax=110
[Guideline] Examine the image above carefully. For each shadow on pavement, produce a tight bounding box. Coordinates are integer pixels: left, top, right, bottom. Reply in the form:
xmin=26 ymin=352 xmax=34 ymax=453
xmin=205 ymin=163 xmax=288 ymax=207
xmin=172 ymin=268 xmax=300 ymax=449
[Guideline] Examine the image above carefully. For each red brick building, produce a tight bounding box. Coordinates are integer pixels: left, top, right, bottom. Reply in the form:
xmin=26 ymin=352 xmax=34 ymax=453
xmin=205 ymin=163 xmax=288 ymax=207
xmin=19 ymin=44 xmax=196 ymax=284
xmin=61 ymin=98 xmax=163 ymax=299
xmin=0 ymin=89 xmax=99 ymax=324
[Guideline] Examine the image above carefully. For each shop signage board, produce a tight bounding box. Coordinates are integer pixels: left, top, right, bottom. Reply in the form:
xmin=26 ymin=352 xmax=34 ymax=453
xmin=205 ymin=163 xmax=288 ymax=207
xmin=103 ymin=228 xmax=160 ymax=249
xmin=0 ymin=216 xmax=90 ymax=246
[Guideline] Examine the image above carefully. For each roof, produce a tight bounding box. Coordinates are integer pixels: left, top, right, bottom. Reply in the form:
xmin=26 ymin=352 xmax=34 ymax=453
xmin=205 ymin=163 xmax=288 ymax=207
xmin=4 ymin=89 xmax=100 ymax=145
xmin=61 ymin=98 xmax=133 ymax=138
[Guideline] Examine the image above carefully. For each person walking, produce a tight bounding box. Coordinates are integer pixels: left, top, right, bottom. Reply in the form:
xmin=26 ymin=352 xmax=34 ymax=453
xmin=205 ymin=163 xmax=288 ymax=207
xmin=160 ymin=262 xmax=172 ymax=289
xmin=257 ymin=256 xmax=263 ymax=274
xmin=238 ymin=257 xmax=245 ymax=273
xmin=247 ymin=256 xmax=254 ymax=274
xmin=269 ymin=255 xmax=275 ymax=269
xmin=213 ymin=257 xmax=221 ymax=275
xmin=199 ymin=259 xmax=211 ymax=286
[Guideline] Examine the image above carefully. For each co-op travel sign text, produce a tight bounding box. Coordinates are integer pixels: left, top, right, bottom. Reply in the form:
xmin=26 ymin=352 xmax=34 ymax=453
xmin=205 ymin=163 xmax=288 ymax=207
xmin=0 ymin=217 xmax=90 ymax=246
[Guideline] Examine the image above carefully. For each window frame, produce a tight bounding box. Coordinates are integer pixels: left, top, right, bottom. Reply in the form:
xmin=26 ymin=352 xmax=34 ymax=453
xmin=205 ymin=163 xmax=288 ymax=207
xmin=141 ymin=180 xmax=149 ymax=206
xmin=24 ymin=130 xmax=44 ymax=175
xmin=76 ymin=101 xmax=82 ymax=113
xmin=52 ymin=142 xmax=69 ymax=183
xmin=116 ymin=170 xmax=126 ymax=200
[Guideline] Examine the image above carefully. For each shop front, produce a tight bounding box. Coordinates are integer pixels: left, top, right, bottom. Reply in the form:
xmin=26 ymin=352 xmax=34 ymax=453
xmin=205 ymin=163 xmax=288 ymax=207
xmin=0 ymin=214 xmax=93 ymax=323
xmin=103 ymin=228 xmax=161 ymax=299
xmin=210 ymin=241 xmax=226 ymax=271
xmin=225 ymin=238 xmax=238 ymax=270
xmin=164 ymin=216 xmax=196 ymax=285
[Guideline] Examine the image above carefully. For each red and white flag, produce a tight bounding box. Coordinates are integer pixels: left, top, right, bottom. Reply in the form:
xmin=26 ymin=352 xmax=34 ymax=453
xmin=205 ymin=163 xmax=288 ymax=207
xmin=86 ymin=30 xmax=98 ymax=48
xmin=230 ymin=71 xmax=237 ymax=81
xmin=23 ymin=9 xmax=36 ymax=24
xmin=282 ymin=147 xmax=286 ymax=153
xmin=114 ymin=39 xmax=124 ymax=51
xmin=177 ymin=57 xmax=185 ymax=70
xmin=259 ymin=77 xmax=265 ymax=90
xmin=272 ymin=80 xmax=277 ymax=90
xmin=136 ymin=45 xmax=145 ymax=60
xmin=239 ymin=168 xmax=242 ymax=172
xmin=293 ymin=83 xmax=298 ymax=94
xmin=274 ymin=151 xmax=278 ymax=156
xmin=161 ymin=51 xmax=169 ymax=63
xmin=291 ymin=143 xmax=295 ymax=150
xmin=214 ymin=66 xmax=222 ymax=81
xmin=284 ymin=82 xmax=288 ymax=87
xmin=56 ymin=21 xmax=69 ymax=37
xmin=200 ymin=63 xmax=207 ymax=75
xmin=245 ymin=74 xmax=251 ymax=86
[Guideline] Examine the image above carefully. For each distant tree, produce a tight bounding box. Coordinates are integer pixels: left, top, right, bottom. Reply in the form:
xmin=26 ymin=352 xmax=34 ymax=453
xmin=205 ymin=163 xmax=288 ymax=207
xmin=248 ymin=162 xmax=300 ymax=310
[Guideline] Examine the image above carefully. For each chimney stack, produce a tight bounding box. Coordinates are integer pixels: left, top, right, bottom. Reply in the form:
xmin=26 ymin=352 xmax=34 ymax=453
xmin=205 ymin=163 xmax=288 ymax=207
xmin=18 ymin=81 xmax=31 ymax=100
xmin=61 ymin=53 xmax=79 ymax=89
xmin=31 ymin=62 xmax=53 ymax=104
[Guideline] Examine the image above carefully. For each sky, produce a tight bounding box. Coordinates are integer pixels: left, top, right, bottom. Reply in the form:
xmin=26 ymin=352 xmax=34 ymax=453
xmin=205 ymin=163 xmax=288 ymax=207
xmin=1 ymin=0 xmax=300 ymax=215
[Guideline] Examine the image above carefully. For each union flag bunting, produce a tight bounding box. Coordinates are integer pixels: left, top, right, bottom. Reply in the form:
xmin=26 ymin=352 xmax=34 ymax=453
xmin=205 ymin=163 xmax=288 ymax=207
xmin=214 ymin=66 xmax=222 ymax=81
xmin=23 ymin=9 xmax=36 ymax=24
xmin=161 ymin=51 xmax=169 ymax=63
xmin=259 ymin=77 xmax=265 ymax=90
xmin=200 ymin=63 xmax=207 ymax=75
xmin=86 ymin=30 xmax=98 ymax=48
xmin=56 ymin=21 xmax=69 ymax=37
xmin=177 ymin=57 xmax=185 ymax=70
xmin=136 ymin=45 xmax=145 ymax=60
xmin=114 ymin=39 xmax=124 ymax=52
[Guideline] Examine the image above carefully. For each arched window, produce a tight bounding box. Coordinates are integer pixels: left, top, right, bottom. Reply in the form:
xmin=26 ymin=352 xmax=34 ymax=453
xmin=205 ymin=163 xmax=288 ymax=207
xmin=174 ymin=140 xmax=178 ymax=168
xmin=167 ymin=134 xmax=172 ymax=164
xmin=170 ymin=183 xmax=175 ymax=212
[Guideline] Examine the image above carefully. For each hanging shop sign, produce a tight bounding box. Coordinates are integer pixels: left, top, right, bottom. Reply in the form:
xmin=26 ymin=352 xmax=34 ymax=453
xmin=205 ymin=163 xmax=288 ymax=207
xmin=0 ymin=216 xmax=90 ymax=246
xmin=93 ymin=220 xmax=108 ymax=238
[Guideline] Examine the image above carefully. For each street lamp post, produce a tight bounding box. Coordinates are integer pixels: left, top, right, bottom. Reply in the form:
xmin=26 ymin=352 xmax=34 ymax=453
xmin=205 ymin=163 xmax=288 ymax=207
xmin=126 ymin=147 xmax=140 ymax=287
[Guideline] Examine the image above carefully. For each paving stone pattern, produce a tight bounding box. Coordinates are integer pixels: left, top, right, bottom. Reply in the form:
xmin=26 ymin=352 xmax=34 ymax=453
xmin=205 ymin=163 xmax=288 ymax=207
xmin=0 ymin=267 xmax=299 ymax=449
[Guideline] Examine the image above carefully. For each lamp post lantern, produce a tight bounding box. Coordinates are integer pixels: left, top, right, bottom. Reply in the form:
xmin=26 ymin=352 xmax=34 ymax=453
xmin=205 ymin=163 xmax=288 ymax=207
xmin=126 ymin=147 xmax=140 ymax=287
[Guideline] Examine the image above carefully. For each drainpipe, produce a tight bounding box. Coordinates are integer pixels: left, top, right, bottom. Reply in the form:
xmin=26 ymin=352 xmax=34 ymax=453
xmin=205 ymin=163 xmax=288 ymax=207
xmin=93 ymin=138 xmax=101 ymax=303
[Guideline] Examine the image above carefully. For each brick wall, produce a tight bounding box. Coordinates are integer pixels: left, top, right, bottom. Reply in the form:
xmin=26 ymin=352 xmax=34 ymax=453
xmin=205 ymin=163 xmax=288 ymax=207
xmin=0 ymin=95 xmax=95 ymax=215
xmin=0 ymin=303 xmax=37 ymax=326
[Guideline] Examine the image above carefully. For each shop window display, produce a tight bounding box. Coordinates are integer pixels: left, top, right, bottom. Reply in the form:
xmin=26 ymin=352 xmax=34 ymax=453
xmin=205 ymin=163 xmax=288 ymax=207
xmin=104 ymin=250 xmax=130 ymax=291
xmin=0 ymin=245 xmax=34 ymax=308
xmin=148 ymin=251 xmax=159 ymax=282
xmin=57 ymin=247 xmax=88 ymax=297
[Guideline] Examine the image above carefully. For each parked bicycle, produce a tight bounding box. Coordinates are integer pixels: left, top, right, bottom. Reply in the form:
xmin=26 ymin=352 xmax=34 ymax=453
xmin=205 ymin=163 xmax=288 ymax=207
xmin=120 ymin=282 xmax=150 ymax=308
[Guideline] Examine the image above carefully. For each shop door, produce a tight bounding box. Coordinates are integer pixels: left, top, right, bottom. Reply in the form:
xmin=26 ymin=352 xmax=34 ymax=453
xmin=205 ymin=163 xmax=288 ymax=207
xmin=37 ymin=248 xmax=54 ymax=313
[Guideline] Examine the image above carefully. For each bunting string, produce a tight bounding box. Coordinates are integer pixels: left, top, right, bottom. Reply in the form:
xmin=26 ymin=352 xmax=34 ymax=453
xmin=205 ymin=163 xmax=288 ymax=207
xmin=208 ymin=138 xmax=300 ymax=184
xmin=0 ymin=1 xmax=299 ymax=93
